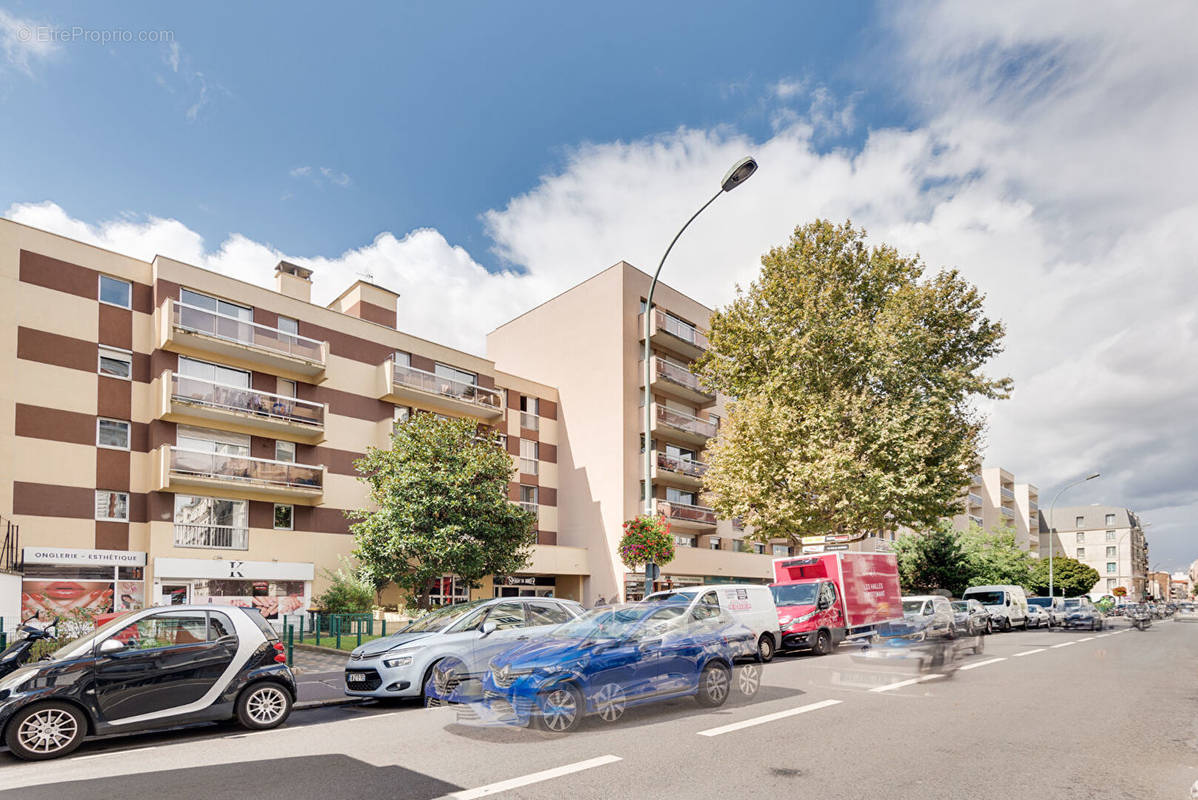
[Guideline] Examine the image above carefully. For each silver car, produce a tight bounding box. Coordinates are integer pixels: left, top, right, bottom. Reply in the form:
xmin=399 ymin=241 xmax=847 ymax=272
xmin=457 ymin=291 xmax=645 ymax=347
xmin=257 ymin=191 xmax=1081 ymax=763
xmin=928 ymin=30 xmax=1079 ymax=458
xmin=344 ymin=597 xmax=583 ymax=701
xmin=1025 ymin=604 xmax=1051 ymax=628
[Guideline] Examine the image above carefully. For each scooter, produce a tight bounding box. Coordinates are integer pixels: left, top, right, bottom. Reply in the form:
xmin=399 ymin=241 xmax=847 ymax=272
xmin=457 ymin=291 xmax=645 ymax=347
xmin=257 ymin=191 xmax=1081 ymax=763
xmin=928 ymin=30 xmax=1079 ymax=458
xmin=0 ymin=617 xmax=58 ymax=679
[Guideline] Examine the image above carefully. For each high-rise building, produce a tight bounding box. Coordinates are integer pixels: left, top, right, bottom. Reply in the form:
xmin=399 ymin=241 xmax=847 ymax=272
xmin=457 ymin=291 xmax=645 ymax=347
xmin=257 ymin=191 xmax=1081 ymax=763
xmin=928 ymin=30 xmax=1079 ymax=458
xmin=951 ymin=466 xmax=1043 ymax=554
xmin=1046 ymin=506 xmax=1149 ymax=599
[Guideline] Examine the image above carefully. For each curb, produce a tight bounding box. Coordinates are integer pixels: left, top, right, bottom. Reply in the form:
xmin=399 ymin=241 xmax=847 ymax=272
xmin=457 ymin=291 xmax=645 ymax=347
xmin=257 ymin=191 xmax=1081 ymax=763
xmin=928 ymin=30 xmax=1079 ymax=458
xmin=295 ymin=696 xmax=364 ymax=711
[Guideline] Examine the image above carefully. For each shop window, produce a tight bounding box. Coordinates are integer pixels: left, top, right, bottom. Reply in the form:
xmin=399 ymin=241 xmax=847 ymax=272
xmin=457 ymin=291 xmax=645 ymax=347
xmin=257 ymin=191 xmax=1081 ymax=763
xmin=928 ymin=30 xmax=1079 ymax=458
xmin=95 ymin=490 xmax=129 ymax=522
xmin=98 ymin=346 xmax=132 ymax=379
xmin=772 ymin=544 xmax=790 ymax=557
xmin=97 ymin=418 xmax=130 ymax=450
xmin=274 ymin=504 xmax=294 ymax=531
xmin=427 ymin=576 xmax=470 ymax=606
xmin=99 ymin=274 xmax=132 ymax=308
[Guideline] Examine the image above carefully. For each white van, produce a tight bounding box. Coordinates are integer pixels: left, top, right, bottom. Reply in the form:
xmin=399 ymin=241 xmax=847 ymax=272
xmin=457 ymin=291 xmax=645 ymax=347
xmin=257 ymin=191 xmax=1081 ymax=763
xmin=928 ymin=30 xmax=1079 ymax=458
xmin=642 ymin=584 xmax=781 ymax=661
xmin=962 ymin=584 xmax=1030 ymax=631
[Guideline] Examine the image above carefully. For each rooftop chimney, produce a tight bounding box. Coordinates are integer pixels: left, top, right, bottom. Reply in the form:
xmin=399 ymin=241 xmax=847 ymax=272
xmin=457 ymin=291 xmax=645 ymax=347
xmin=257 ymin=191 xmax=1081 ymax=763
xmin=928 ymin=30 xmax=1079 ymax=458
xmin=275 ymin=260 xmax=313 ymax=303
xmin=328 ymin=279 xmax=399 ymax=329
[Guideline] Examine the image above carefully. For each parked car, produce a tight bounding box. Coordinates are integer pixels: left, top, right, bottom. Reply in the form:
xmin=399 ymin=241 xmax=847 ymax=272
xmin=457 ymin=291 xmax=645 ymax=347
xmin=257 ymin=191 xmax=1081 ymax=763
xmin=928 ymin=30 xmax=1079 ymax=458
xmin=1176 ymin=602 xmax=1198 ymax=622
xmin=344 ymin=597 xmax=584 ymax=701
xmin=643 ymin=583 xmax=780 ymax=661
xmin=962 ymin=584 xmax=1030 ymax=631
xmin=1061 ymin=597 xmax=1104 ymax=630
xmin=1027 ymin=596 xmax=1065 ymax=627
xmin=951 ymin=599 xmax=991 ymax=636
xmin=875 ymin=595 xmax=957 ymax=642
xmin=475 ymin=601 xmax=754 ymax=731
xmin=1025 ymin=604 xmax=1051 ymax=629
xmin=0 ymin=605 xmax=295 ymax=761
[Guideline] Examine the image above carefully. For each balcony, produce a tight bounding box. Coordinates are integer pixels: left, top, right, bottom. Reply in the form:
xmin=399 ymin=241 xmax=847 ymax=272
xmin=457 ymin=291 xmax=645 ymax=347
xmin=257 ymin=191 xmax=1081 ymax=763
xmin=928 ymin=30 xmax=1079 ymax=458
xmin=378 ymin=358 xmax=503 ymax=419
xmin=638 ymin=309 xmax=709 ymax=360
xmin=518 ymin=501 xmax=539 ymax=515
xmin=968 ymin=514 xmax=984 ymax=527
xmin=967 ymin=492 xmax=984 ymax=508
xmin=157 ymin=300 xmax=328 ymax=380
xmin=651 ymin=403 xmax=718 ymax=448
xmin=173 ymin=523 xmax=248 ymax=551
xmin=158 ymin=371 xmax=326 ymax=443
xmin=1000 ymin=506 xmax=1015 ymax=518
xmin=642 ymin=357 xmax=716 ymax=406
xmin=652 ymin=450 xmax=707 ymax=489
xmin=154 ymin=446 xmax=324 ymax=504
xmin=654 ymin=498 xmax=717 ymax=530
xmin=1000 ymin=486 xmax=1015 ymax=501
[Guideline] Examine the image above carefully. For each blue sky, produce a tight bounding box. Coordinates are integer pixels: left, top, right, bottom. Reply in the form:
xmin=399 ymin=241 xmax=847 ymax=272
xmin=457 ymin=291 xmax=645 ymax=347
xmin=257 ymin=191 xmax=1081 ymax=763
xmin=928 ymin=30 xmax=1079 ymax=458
xmin=2 ymin=2 xmax=1197 ymax=571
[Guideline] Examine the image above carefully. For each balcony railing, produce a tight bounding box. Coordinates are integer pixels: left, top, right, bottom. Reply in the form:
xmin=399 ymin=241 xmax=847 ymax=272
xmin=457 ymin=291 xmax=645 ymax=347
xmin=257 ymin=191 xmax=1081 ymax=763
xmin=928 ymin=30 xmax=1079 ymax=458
xmin=969 ymin=474 xmax=983 ymax=485
xmin=174 ymin=523 xmax=248 ymax=550
xmin=657 ymin=451 xmax=707 ymax=479
xmin=172 ymin=301 xmax=324 ymax=364
xmin=171 ymin=373 xmax=324 ymax=428
xmin=1000 ymin=506 xmax=1015 ymax=517
xmin=1000 ymin=486 xmax=1015 ymax=500
xmin=1029 ymin=501 xmax=1039 ymax=513
xmin=655 ymin=405 xmax=718 ymax=439
xmin=968 ymin=514 xmax=984 ymax=526
xmin=967 ymin=493 xmax=984 ymax=506
xmin=392 ymin=360 xmax=503 ymax=411
xmin=168 ymin=447 xmax=323 ymax=491
xmin=655 ymin=311 xmax=708 ymax=349
xmin=649 ymin=357 xmax=711 ymax=395
xmin=657 ymin=499 xmax=717 ymax=526
xmin=518 ymin=501 xmax=539 ymax=514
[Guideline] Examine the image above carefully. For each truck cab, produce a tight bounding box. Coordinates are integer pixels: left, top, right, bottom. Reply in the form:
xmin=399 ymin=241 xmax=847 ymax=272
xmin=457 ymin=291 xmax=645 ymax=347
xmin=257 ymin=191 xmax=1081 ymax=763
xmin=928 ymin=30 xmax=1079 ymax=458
xmin=771 ymin=578 xmax=844 ymax=655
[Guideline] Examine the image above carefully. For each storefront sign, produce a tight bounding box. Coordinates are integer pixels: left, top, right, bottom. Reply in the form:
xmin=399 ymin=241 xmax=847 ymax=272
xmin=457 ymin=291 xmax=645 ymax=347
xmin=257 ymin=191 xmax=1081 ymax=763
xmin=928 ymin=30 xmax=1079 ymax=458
xmin=824 ymin=534 xmax=857 ymax=544
xmin=800 ymin=536 xmax=826 ymax=545
xmin=494 ymin=575 xmax=556 ymax=587
xmin=824 ymin=544 xmax=850 ymax=551
xmin=23 ymin=547 xmax=146 ymax=567
xmin=154 ymin=557 xmax=315 ymax=582
xmin=801 ymin=544 xmax=826 ymax=554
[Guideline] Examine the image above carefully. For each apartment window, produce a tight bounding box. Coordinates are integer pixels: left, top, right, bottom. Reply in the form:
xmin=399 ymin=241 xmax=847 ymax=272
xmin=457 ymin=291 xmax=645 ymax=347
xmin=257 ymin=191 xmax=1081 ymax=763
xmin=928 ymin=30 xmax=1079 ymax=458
xmin=753 ymin=543 xmax=766 ymax=554
xmin=95 ymin=490 xmax=129 ymax=522
xmin=98 ymin=346 xmax=132 ymax=380
xmin=97 ymin=418 xmax=130 ymax=450
xmin=1105 ymin=530 xmax=1116 ymax=542
xmin=520 ymin=485 xmax=538 ymax=507
xmin=1106 ymin=546 xmax=1116 ymax=558
xmin=1105 ymin=513 xmax=1116 ymax=526
xmin=520 ymin=396 xmax=539 ymax=431
xmin=435 ymin=363 xmax=477 ymax=387
xmin=180 ymin=288 xmax=251 ymax=321
xmin=674 ymin=535 xmax=696 ymax=548
xmin=1075 ymin=532 xmax=1085 ymax=543
xmin=98 ymin=275 xmax=132 ymax=308
xmin=275 ymin=440 xmax=296 ymax=463
xmin=666 ymin=487 xmax=696 ymax=506
xmin=1106 ymin=562 xmax=1116 ymax=574
xmin=709 ymin=537 xmax=721 ymax=550
xmin=1076 ymin=548 xmax=1085 ymax=558
xmin=519 ymin=439 xmax=539 ymax=475
xmin=177 ymin=425 xmax=249 ymax=456
xmin=772 ymin=544 xmax=790 ymax=557
xmin=277 ymin=378 xmax=297 ymax=398
xmin=277 ymin=316 xmax=299 ymax=338
xmin=394 ymin=406 xmax=412 ymax=426
xmin=179 ymin=356 xmax=250 ymax=388
xmin=1075 ymin=515 xmax=1085 ymax=528
xmin=274 ymin=504 xmax=294 ymax=531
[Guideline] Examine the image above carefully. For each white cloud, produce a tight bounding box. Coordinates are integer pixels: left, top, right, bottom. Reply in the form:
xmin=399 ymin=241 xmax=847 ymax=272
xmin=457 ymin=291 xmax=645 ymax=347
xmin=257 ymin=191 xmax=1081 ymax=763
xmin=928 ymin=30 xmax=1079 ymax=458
xmin=0 ymin=9 xmax=59 ymax=77
xmin=166 ymin=41 xmax=180 ymax=73
xmin=6 ymin=2 xmax=1196 ymax=567
xmin=289 ymin=165 xmax=352 ymax=188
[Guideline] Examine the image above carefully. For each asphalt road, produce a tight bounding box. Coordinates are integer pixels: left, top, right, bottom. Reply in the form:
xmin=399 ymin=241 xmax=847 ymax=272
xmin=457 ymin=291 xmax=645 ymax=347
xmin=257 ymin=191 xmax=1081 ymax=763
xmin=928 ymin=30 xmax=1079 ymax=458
xmin=1 ymin=617 xmax=1195 ymax=800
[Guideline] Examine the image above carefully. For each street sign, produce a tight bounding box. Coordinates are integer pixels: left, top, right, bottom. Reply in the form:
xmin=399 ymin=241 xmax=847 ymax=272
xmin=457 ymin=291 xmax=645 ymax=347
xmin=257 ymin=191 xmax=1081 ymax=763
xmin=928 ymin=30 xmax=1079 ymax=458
xmin=824 ymin=544 xmax=850 ymax=551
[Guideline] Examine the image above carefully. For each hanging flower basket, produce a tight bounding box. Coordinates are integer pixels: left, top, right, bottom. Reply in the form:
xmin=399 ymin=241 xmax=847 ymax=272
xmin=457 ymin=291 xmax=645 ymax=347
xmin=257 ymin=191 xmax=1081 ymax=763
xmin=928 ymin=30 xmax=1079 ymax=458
xmin=619 ymin=514 xmax=675 ymax=569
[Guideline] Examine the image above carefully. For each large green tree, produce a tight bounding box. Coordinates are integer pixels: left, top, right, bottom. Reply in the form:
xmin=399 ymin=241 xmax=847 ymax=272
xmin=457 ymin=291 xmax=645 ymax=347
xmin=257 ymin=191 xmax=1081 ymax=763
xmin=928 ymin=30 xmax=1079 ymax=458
xmin=1027 ymin=555 xmax=1100 ymax=597
xmin=893 ymin=523 xmax=972 ymax=596
xmin=960 ymin=525 xmax=1033 ymax=588
xmin=694 ymin=220 xmax=1011 ymax=543
xmin=348 ymin=414 xmax=536 ymax=609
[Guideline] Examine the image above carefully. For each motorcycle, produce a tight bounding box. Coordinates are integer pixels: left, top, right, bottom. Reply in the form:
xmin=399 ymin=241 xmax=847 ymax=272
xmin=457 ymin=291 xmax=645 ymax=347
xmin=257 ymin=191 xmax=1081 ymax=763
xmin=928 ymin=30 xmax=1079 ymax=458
xmin=1129 ymin=607 xmax=1152 ymax=631
xmin=0 ymin=618 xmax=59 ymax=679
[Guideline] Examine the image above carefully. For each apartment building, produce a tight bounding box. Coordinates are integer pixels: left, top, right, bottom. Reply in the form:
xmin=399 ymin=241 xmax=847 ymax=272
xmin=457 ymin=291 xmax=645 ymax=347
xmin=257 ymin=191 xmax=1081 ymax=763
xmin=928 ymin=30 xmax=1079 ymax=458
xmin=0 ymin=218 xmax=588 ymax=624
xmin=951 ymin=466 xmax=1043 ymax=554
xmin=488 ymin=262 xmax=783 ymax=602
xmin=1046 ymin=506 xmax=1149 ymax=599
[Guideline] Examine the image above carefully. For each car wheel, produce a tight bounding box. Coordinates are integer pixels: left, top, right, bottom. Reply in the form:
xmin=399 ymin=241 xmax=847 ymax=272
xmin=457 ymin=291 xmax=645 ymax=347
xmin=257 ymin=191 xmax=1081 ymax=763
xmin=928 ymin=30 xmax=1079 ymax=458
xmin=237 ymin=682 xmax=293 ymax=730
xmin=985 ymin=620 xmax=993 ymax=635
xmin=812 ymin=630 xmax=833 ymax=656
xmin=593 ymin=682 xmax=627 ymax=723
xmin=735 ymin=663 xmax=762 ymax=698
xmin=756 ymin=633 xmax=776 ymax=663
xmin=695 ymin=661 xmax=732 ymax=708
xmin=1002 ymin=618 xmax=1012 ymax=632
xmin=5 ymin=702 xmax=87 ymax=761
xmin=536 ymin=684 xmax=584 ymax=733
xmin=427 ymin=658 xmax=467 ymax=706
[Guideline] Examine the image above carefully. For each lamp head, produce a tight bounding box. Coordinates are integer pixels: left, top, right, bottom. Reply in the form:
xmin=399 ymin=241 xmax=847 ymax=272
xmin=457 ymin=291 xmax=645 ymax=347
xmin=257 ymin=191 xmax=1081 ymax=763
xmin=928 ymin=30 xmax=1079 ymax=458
xmin=721 ymin=156 xmax=758 ymax=192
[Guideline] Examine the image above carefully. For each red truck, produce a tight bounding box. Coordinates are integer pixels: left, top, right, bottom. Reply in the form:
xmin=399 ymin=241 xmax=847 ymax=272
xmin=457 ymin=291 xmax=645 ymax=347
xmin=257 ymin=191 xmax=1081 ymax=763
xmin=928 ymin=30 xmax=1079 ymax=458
xmin=770 ymin=552 xmax=903 ymax=655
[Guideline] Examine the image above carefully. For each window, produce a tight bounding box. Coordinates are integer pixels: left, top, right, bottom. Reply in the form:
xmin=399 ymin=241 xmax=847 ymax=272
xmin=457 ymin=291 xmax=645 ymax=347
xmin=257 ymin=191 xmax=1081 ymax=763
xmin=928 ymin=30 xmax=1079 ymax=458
xmin=435 ymin=363 xmax=477 ymax=387
xmin=180 ymin=288 xmax=252 ymax=321
xmin=709 ymin=537 xmax=721 ymax=550
xmin=519 ymin=439 xmax=539 ymax=475
xmin=1075 ymin=532 xmax=1085 ymax=543
xmin=275 ymin=440 xmax=296 ymax=463
xmin=394 ymin=351 xmax=411 ymax=368
xmin=109 ymin=610 xmax=208 ymax=649
xmin=208 ymin=611 xmax=234 ymax=640
xmin=1105 ymin=530 xmax=1116 ymax=542
xmin=1075 ymin=515 xmax=1085 ymax=528
xmin=426 ymin=576 xmax=469 ymax=606
xmin=520 ymin=395 xmax=539 ymax=431
xmin=520 ymin=396 xmax=538 ymax=414
xmin=95 ymin=490 xmax=129 ymax=522
xmin=277 ymin=378 xmax=297 ymax=398
xmin=1105 ymin=513 xmax=1116 ymax=526
xmin=178 ymin=356 xmax=250 ymax=388
xmin=98 ymin=275 xmax=132 ymax=308
xmin=174 ymin=494 xmax=248 ymax=530
xmin=754 ymin=543 xmax=766 ymax=554
xmin=274 ymin=504 xmax=294 ymax=531
xmin=666 ymin=487 xmax=695 ymax=505
xmin=520 ymin=485 xmax=538 ymax=506
xmin=97 ymin=418 xmax=130 ymax=449
xmin=394 ymin=406 xmax=412 ymax=425
xmin=674 ymin=534 xmax=696 ymax=547
xmin=1076 ymin=548 xmax=1085 ymax=558
xmin=772 ymin=544 xmax=790 ymax=557
xmin=526 ymin=602 xmax=572 ymax=626
xmin=1106 ymin=562 xmax=1117 ymax=574
xmin=177 ymin=425 xmax=249 ymax=456
xmin=277 ymin=316 xmax=299 ymax=338
xmin=1106 ymin=546 xmax=1116 ymax=558
xmin=98 ymin=347 xmax=132 ymax=379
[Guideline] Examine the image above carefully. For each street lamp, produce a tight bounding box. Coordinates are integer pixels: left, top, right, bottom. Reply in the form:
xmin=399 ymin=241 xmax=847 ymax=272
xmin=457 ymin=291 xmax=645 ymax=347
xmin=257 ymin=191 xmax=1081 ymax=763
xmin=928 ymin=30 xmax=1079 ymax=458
xmin=641 ymin=156 xmax=758 ymax=596
xmin=1047 ymin=472 xmax=1100 ymax=598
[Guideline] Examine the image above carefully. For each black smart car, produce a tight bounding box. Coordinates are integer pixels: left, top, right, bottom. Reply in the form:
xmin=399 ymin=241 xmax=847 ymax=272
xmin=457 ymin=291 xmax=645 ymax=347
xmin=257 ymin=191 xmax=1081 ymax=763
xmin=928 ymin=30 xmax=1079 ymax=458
xmin=0 ymin=604 xmax=296 ymax=760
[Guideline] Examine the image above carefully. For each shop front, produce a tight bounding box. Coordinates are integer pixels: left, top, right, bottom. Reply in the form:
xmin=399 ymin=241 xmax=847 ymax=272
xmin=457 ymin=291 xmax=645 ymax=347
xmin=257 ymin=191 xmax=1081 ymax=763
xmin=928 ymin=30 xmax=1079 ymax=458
xmin=20 ymin=547 xmax=146 ymax=621
xmin=491 ymin=575 xmax=558 ymax=598
xmin=623 ymin=571 xmax=771 ymax=601
xmin=153 ymin=557 xmax=314 ymax=621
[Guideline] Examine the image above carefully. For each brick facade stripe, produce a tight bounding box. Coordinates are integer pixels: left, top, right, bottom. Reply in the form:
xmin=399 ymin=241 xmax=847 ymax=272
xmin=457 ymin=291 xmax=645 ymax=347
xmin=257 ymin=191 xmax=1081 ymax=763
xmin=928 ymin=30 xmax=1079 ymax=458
xmin=13 ymin=482 xmax=94 ymax=518
xmin=15 ymin=404 xmax=94 ymax=446
xmin=16 ymin=327 xmax=95 ymax=373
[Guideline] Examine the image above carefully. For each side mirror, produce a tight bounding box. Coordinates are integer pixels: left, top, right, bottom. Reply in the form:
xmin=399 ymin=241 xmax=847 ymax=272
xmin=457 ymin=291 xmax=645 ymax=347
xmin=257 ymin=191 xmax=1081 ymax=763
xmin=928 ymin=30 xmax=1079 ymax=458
xmin=480 ymin=620 xmax=498 ymax=636
xmin=98 ymin=638 xmax=127 ymax=656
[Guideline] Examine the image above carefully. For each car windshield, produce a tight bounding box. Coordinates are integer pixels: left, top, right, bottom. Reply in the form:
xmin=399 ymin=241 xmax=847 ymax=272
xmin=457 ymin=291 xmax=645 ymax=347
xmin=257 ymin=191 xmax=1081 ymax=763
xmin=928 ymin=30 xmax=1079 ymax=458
xmin=902 ymin=600 xmax=930 ymax=616
xmin=951 ymin=601 xmax=968 ymax=612
xmin=401 ymin=600 xmax=489 ymax=633
xmin=771 ymin=583 xmax=819 ymax=606
xmin=642 ymin=591 xmax=696 ymax=603
xmin=1027 ymin=597 xmax=1052 ymax=608
xmin=550 ymin=606 xmax=655 ymax=640
xmin=965 ymin=591 xmax=1006 ymax=605
xmin=47 ymin=609 xmax=145 ymax=660
xmin=1063 ymin=599 xmax=1083 ymax=610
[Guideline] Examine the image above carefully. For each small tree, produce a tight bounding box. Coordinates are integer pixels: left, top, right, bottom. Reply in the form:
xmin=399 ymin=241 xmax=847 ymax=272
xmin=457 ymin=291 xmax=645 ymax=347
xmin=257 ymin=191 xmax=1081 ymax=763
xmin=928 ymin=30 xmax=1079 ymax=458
xmin=1028 ymin=556 xmax=1100 ymax=597
xmin=348 ymin=414 xmax=536 ymax=610
xmin=315 ymin=566 xmax=376 ymax=614
xmin=893 ymin=522 xmax=972 ymax=596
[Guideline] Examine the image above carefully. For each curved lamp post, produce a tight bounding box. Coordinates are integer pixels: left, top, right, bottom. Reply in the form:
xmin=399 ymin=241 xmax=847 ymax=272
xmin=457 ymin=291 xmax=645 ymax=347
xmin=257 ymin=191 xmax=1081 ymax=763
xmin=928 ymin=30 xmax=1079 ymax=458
xmin=1047 ymin=472 xmax=1100 ymax=597
xmin=640 ymin=156 xmax=758 ymax=596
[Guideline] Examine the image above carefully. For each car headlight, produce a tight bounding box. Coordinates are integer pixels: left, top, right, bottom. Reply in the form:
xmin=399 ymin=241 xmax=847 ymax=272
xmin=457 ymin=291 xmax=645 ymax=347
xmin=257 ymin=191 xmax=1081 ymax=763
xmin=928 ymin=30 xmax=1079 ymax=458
xmin=778 ymin=615 xmax=792 ymax=625
xmin=382 ymin=654 xmax=414 ymax=668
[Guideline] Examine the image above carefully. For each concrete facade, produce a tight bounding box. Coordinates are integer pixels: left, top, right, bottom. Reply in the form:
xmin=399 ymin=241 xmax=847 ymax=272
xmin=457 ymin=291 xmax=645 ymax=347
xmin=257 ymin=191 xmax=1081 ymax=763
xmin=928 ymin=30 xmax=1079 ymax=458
xmin=951 ymin=466 xmax=1042 ymax=554
xmin=1046 ymin=506 xmax=1149 ymax=599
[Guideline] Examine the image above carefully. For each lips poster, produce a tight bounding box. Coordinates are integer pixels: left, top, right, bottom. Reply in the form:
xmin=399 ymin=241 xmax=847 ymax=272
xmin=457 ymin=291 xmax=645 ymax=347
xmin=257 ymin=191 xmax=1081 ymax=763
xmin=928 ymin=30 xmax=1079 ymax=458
xmin=22 ymin=580 xmax=116 ymax=620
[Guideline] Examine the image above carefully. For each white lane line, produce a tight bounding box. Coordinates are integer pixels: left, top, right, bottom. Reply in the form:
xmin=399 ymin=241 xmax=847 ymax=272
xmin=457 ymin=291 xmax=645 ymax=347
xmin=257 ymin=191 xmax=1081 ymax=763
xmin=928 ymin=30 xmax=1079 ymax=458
xmin=697 ymin=699 xmax=842 ymax=737
xmin=957 ymin=657 xmax=1007 ymax=671
xmin=443 ymin=755 xmax=623 ymax=799
xmin=1095 ymin=633 xmax=1113 ymax=638
xmin=1077 ymin=636 xmax=1095 ymax=642
xmin=1050 ymin=641 xmax=1077 ymax=649
xmin=869 ymin=677 xmax=922 ymax=693
xmin=1013 ymin=648 xmax=1045 ymax=657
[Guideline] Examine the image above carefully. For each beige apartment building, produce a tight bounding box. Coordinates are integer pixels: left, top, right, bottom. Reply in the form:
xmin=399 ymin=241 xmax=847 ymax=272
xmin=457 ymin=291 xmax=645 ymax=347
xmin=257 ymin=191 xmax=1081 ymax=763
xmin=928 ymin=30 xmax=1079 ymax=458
xmin=1046 ymin=506 xmax=1148 ymax=599
xmin=951 ymin=466 xmax=1043 ymax=554
xmin=488 ymin=262 xmax=783 ymax=603
xmin=0 ymin=218 xmax=588 ymax=626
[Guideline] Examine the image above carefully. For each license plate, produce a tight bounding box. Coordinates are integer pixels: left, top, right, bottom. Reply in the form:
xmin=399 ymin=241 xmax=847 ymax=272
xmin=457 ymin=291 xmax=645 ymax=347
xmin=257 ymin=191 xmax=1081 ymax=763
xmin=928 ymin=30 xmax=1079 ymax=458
xmin=347 ymin=673 xmax=366 ymax=682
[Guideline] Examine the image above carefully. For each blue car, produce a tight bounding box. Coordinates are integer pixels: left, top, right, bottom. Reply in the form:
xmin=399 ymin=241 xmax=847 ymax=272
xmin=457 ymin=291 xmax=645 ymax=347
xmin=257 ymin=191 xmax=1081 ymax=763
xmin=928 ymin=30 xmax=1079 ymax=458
xmin=473 ymin=601 xmax=754 ymax=732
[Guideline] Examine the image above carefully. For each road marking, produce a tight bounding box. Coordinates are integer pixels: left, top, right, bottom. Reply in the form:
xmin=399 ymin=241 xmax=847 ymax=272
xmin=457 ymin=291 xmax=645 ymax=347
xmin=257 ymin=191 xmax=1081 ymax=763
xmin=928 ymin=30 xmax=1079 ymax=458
xmin=869 ymin=677 xmax=923 ymax=693
xmin=957 ymin=657 xmax=1006 ymax=671
xmin=697 ymin=699 xmax=843 ymax=737
xmin=442 ymin=755 xmax=623 ymax=799
xmin=1095 ymin=633 xmax=1113 ymax=638
xmin=1013 ymin=648 xmax=1045 ymax=657
xmin=72 ymin=745 xmax=160 ymax=762
xmin=1050 ymin=641 xmax=1077 ymax=648
xmin=1077 ymin=636 xmax=1095 ymax=642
